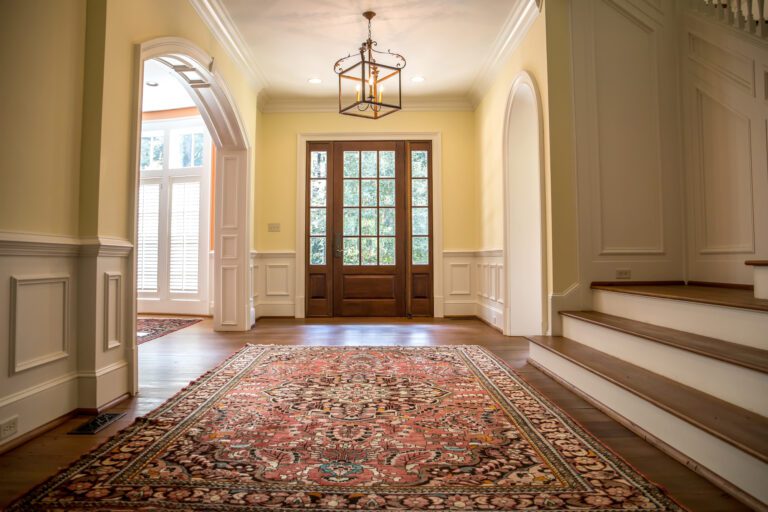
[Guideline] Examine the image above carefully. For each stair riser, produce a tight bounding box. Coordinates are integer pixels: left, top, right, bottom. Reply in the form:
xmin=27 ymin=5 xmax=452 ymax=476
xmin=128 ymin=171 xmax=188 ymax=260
xmin=562 ymin=316 xmax=768 ymax=416
xmin=529 ymin=344 xmax=768 ymax=506
xmin=593 ymin=289 xmax=768 ymax=349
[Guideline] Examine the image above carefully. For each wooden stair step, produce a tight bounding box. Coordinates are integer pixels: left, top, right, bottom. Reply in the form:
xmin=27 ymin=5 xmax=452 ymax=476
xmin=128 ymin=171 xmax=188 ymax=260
xmin=527 ymin=335 xmax=768 ymax=463
xmin=560 ymin=310 xmax=768 ymax=374
xmin=591 ymin=283 xmax=768 ymax=313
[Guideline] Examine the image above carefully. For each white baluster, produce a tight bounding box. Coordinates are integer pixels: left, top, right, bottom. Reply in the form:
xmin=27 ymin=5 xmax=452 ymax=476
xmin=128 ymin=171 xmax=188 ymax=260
xmin=759 ymin=0 xmax=767 ymax=37
xmin=727 ymin=0 xmax=735 ymax=25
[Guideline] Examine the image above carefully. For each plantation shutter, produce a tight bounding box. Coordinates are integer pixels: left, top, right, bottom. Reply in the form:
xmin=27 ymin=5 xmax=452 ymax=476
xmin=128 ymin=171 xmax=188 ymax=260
xmin=169 ymin=178 xmax=201 ymax=293
xmin=137 ymin=180 xmax=160 ymax=292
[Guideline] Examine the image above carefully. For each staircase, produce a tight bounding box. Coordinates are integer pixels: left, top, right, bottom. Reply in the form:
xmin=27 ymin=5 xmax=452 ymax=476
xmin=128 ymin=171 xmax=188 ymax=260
xmin=527 ymin=283 xmax=768 ymax=509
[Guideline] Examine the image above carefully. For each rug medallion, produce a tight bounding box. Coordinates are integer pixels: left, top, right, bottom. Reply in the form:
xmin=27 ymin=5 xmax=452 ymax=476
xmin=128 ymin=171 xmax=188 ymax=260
xmin=9 ymin=345 xmax=682 ymax=511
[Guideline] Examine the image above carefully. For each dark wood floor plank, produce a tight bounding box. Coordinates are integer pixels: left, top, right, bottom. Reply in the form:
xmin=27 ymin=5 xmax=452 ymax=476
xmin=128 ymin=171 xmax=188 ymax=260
xmin=528 ymin=335 xmax=768 ymax=463
xmin=0 ymin=319 xmax=750 ymax=511
xmin=561 ymin=310 xmax=768 ymax=373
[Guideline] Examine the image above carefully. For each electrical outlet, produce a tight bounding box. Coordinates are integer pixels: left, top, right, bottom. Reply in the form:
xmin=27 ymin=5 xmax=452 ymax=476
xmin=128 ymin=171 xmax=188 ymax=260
xmin=0 ymin=416 xmax=18 ymax=440
xmin=268 ymin=223 xmax=281 ymax=233
xmin=616 ymin=269 xmax=632 ymax=280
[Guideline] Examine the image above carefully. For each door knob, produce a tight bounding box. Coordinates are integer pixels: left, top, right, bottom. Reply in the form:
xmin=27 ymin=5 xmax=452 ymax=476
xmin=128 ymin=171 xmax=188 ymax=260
xmin=334 ymin=233 xmax=343 ymax=258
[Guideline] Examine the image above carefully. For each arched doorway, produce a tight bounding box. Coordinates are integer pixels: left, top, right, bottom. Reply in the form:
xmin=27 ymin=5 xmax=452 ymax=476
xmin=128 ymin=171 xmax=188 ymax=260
xmin=128 ymin=38 xmax=252 ymax=393
xmin=502 ymin=71 xmax=547 ymax=336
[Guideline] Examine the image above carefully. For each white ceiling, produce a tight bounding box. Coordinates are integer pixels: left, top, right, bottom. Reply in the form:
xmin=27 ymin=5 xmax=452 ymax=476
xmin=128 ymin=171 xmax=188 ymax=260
xmin=142 ymin=59 xmax=197 ymax=112
xmin=218 ymin=0 xmax=525 ymax=105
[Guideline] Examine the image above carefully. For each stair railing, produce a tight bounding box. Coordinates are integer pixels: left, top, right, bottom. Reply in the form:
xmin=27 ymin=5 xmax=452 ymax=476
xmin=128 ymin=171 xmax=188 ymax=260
xmin=690 ymin=0 xmax=768 ymax=39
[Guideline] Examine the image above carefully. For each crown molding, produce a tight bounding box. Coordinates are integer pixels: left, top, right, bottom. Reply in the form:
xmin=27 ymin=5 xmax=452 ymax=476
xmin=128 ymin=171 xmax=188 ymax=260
xmin=259 ymin=95 xmax=474 ymax=114
xmin=468 ymin=0 xmax=541 ymax=107
xmin=188 ymin=0 xmax=268 ymax=90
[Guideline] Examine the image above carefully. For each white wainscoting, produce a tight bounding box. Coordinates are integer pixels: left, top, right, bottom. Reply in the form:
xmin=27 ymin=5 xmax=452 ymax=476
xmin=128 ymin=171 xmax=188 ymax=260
xmin=681 ymin=11 xmax=768 ymax=284
xmin=443 ymin=250 xmax=505 ymax=332
xmin=571 ymin=0 xmax=686 ymax=284
xmin=250 ymin=251 xmax=296 ymax=319
xmin=0 ymin=232 xmax=133 ymax=448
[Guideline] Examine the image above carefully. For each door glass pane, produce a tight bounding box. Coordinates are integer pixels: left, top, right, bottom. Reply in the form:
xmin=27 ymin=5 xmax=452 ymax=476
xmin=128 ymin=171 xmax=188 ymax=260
xmin=343 ymin=180 xmax=359 ymax=206
xmin=413 ymin=237 xmax=429 ymax=265
xmin=412 ymin=150 xmax=428 ymax=177
xmin=379 ymin=208 xmax=395 ymax=236
xmin=309 ymin=208 xmax=326 ymax=235
xmin=361 ymin=179 xmax=377 ymax=206
xmin=361 ymin=237 xmax=378 ymax=265
xmin=343 ymin=208 xmax=359 ymax=236
xmin=309 ymin=237 xmax=326 ymax=265
xmin=379 ymin=179 xmax=395 ymax=207
xmin=412 ymin=179 xmax=428 ymax=206
xmin=379 ymin=151 xmax=395 ymax=177
xmin=412 ymin=207 xmax=429 ymax=235
xmin=361 ymin=151 xmax=377 ymax=177
xmin=343 ymin=237 xmax=359 ymax=265
xmin=361 ymin=208 xmax=377 ymax=236
xmin=344 ymin=151 xmax=359 ymax=177
xmin=310 ymin=180 xmax=326 ymax=207
xmin=310 ymin=151 xmax=327 ymax=178
xmin=380 ymin=237 xmax=395 ymax=265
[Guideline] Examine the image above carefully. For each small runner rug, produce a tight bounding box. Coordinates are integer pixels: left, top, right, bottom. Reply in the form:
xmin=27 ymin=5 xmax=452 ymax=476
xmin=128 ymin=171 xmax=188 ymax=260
xmin=136 ymin=317 xmax=201 ymax=345
xmin=9 ymin=346 xmax=682 ymax=511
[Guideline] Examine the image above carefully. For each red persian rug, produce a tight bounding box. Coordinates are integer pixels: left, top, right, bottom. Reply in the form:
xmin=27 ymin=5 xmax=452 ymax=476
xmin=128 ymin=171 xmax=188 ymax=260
xmin=9 ymin=346 xmax=682 ymax=511
xmin=136 ymin=317 xmax=202 ymax=345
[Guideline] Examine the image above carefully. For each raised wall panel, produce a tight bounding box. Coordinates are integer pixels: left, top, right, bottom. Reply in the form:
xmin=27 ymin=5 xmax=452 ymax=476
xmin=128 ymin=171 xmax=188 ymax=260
xmin=265 ymin=264 xmax=290 ymax=296
xmin=594 ymin=0 xmax=664 ymax=255
xmin=448 ymin=263 xmax=471 ymax=295
xmin=220 ymin=156 xmax=239 ymax=229
xmin=221 ymin=235 xmax=237 ymax=259
xmin=688 ymin=33 xmax=755 ymax=95
xmin=9 ymin=275 xmax=70 ymax=374
xmin=103 ymin=272 xmax=121 ymax=350
xmin=696 ymin=90 xmax=754 ymax=254
xmin=220 ymin=266 xmax=238 ymax=326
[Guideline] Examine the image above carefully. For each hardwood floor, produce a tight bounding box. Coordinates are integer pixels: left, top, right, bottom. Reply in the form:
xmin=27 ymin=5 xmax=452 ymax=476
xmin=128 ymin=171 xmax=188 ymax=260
xmin=0 ymin=318 xmax=750 ymax=511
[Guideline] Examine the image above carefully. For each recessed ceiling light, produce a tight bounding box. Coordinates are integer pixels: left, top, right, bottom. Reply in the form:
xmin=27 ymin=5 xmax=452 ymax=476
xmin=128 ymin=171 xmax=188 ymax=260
xmin=145 ymin=81 xmax=159 ymax=87
xmin=308 ymin=78 xmax=322 ymax=84
xmin=411 ymin=76 xmax=425 ymax=83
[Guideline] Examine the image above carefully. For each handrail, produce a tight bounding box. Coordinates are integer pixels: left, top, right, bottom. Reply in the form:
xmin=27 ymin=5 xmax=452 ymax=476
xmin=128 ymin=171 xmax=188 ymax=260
xmin=690 ymin=0 xmax=768 ymax=39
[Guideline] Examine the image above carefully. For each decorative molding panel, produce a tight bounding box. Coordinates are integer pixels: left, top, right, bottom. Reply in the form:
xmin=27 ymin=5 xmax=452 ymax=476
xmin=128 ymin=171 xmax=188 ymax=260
xmin=694 ymin=88 xmax=755 ymax=255
xmin=219 ymin=265 xmax=238 ymax=326
xmin=103 ymin=272 xmax=122 ymax=350
xmin=220 ymin=156 xmax=239 ymax=230
xmin=448 ymin=263 xmax=471 ymax=296
xmin=265 ymin=264 xmax=290 ymax=297
xmin=9 ymin=275 xmax=70 ymax=375
xmin=687 ymin=32 xmax=755 ymax=95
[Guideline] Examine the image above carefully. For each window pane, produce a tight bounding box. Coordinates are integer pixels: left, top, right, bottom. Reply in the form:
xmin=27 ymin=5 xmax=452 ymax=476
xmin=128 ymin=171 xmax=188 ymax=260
xmin=412 ymin=150 xmax=428 ymax=178
xmin=361 ymin=237 xmax=378 ymax=265
xmin=310 ymin=151 xmax=327 ymax=178
xmin=193 ymin=132 xmax=204 ymax=166
xmin=361 ymin=179 xmax=377 ymax=206
xmin=310 ymin=180 xmax=326 ymax=207
xmin=309 ymin=208 xmax=326 ymax=235
xmin=309 ymin=237 xmax=326 ymax=265
xmin=344 ymin=151 xmax=359 ymax=177
xmin=343 ymin=208 xmax=359 ymax=236
xmin=169 ymin=180 xmax=200 ymax=292
xmin=361 ymin=208 xmax=377 ymax=236
xmin=181 ymin=134 xmax=192 ymax=167
xmin=343 ymin=179 xmax=359 ymax=206
xmin=140 ymin=133 xmax=163 ymax=171
xmin=379 ymin=208 xmax=395 ymax=236
xmin=413 ymin=237 xmax=429 ymax=265
xmin=343 ymin=237 xmax=359 ymax=265
xmin=380 ymin=237 xmax=395 ymax=265
xmin=412 ymin=179 xmax=428 ymax=206
xmin=379 ymin=179 xmax=395 ymax=207
xmin=361 ymin=151 xmax=377 ymax=177
xmin=379 ymin=151 xmax=395 ymax=177
xmin=412 ymin=207 xmax=429 ymax=235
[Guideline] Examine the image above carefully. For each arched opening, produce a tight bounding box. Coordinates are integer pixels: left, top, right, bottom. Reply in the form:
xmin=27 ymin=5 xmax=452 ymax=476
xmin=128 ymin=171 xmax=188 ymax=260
xmin=502 ymin=71 xmax=547 ymax=336
xmin=128 ymin=38 xmax=252 ymax=394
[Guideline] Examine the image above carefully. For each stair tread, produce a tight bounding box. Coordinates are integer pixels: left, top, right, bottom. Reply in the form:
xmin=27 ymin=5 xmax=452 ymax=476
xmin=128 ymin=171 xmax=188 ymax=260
xmin=560 ymin=310 xmax=768 ymax=373
xmin=527 ymin=335 xmax=768 ymax=463
xmin=591 ymin=284 xmax=768 ymax=313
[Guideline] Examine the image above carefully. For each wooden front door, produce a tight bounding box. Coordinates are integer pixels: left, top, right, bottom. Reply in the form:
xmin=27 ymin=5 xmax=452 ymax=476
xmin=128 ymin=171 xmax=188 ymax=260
xmin=306 ymin=141 xmax=432 ymax=317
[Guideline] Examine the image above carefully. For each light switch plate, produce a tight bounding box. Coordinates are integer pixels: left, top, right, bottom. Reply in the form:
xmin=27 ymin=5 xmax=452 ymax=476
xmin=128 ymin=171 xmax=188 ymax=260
xmin=268 ymin=223 xmax=281 ymax=233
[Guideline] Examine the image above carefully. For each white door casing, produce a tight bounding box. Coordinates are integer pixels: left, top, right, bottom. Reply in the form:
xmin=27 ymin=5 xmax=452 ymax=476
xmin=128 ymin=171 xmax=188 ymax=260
xmin=502 ymin=71 xmax=548 ymax=336
xmin=130 ymin=37 xmax=252 ymax=393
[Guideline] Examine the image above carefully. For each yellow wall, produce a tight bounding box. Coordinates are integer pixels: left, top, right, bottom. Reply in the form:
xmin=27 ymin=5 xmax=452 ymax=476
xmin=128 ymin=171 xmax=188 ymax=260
xmin=84 ymin=0 xmax=258 ymax=239
xmin=0 ymin=0 xmax=87 ymax=237
xmin=473 ymin=1 xmax=578 ymax=293
xmin=255 ymin=111 xmax=476 ymax=251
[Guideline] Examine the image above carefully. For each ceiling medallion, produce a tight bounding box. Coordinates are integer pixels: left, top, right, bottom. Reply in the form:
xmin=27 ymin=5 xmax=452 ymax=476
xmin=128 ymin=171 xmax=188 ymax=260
xmin=334 ymin=11 xmax=406 ymax=119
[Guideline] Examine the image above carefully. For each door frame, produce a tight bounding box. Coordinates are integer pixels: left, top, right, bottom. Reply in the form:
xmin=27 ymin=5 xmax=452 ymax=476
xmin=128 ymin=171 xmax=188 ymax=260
xmin=295 ymin=132 xmax=444 ymax=318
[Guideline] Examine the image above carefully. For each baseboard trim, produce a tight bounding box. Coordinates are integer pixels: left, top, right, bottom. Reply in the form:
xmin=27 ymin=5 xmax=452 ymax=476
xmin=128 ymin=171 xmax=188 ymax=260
xmin=527 ymin=359 xmax=766 ymax=512
xmin=75 ymin=392 xmax=130 ymax=416
xmin=444 ymin=314 xmax=503 ymax=333
xmin=0 ymin=410 xmax=77 ymax=456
